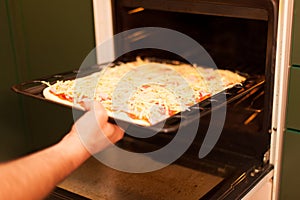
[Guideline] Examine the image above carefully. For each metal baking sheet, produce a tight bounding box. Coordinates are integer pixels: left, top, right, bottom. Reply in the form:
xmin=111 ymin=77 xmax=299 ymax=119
xmin=12 ymin=62 xmax=265 ymax=133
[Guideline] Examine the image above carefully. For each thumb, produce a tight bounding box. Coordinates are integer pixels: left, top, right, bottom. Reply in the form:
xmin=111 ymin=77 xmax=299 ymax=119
xmin=82 ymin=100 xmax=109 ymax=124
xmin=81 ymin=100 xmax=94 ymax=111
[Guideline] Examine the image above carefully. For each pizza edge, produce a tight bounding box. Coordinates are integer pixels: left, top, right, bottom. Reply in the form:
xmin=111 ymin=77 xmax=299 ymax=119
xmin=43 ymin=87 xmax=151 ymax=127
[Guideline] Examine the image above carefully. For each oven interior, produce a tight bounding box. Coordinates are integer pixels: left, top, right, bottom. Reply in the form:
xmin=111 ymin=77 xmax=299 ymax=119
xmin=112 ymin=0 xmax=276 ymax=162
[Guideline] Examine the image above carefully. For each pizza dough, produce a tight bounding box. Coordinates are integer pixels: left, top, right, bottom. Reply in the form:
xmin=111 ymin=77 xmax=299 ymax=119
xmin=43 ymin=59 xmax=246 ymax=126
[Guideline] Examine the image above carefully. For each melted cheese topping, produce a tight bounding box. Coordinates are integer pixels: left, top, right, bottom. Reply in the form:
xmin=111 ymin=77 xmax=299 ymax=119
xmin=47 ymin=58 xmax=246 ymax=126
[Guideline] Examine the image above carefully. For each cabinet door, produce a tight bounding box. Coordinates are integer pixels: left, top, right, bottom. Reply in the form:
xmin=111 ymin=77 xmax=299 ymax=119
xmin=280 ymin=130 xmax=300 ymax=199
xmin=16 ymin=0 xmax=95 ymax=80
xmin=286 ymin=66 xmax=300 ymax=130
xmin=19 ymin=0 xmax=95 ymax=150
xmin=291 ymin=0 xmax=300 ymax=65
xmin=4 ymin=0 xmax=95 ymax=151
xmin=0 ymin=0 xmax=29 ymax=161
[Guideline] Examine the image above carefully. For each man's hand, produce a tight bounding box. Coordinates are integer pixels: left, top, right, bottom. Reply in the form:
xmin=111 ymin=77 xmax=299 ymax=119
xmin=67 ymin=101 xmax=124 ymax=154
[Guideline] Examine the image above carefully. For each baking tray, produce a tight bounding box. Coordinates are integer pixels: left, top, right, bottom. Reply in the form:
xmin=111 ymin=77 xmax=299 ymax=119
xmin=12 ymin=62 xmax=265 ymax=134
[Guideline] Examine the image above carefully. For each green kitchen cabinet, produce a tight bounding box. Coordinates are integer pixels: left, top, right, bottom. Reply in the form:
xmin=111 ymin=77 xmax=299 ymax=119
xmin=291 ymin=0 xmax=300 ymax=66
xmin=280 ymin=130 xmax=300 ymax=200
xmin=15 ymin=0 xmax=96 ymax=151
xmin=0 ymin=0 xmax=29 ymax=161
xmin=286 ymin=66 xmax=300 ymax=130
xmin=8 ymin=0 xmax=95 ymax=81
xmin=0 ymin=0 xmax=95 ymax=160
xmin=280 ymin=0 xmax=300 ymax=198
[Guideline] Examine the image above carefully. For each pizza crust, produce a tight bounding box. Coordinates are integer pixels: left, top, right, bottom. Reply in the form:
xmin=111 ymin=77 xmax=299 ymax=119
xmin=43 ymin=87 xmax=84 ymax=110
xmin=43 ymin=87 xmax=151 ymax=126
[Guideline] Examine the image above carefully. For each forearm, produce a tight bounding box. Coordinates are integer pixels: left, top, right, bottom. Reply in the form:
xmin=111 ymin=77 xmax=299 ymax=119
xmin=0 ymin=101 xmax=124 ymax=200
xmin=0 ymin=132 xmax=90 ymax=200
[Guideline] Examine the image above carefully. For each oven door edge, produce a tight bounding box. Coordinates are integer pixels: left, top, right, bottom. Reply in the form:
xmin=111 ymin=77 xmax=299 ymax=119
xmin=270 ymin=0 xmax=294 ymax=199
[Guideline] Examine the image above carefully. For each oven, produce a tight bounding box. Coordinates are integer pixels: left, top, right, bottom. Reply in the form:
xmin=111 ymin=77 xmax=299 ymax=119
xmin=92 ymin=0 xmax=276 ymax=198
xmin=12 ymin=0 xmax=294 ymax=199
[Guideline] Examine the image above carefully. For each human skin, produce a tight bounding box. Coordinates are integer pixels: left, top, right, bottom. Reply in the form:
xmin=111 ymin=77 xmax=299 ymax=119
xmin=0 ymin=101 xmax=124 ymax=200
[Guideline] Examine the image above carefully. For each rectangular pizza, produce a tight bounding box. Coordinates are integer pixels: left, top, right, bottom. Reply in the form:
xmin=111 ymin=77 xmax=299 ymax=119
xmin=43 ymin=58 xmax=246 ymax=126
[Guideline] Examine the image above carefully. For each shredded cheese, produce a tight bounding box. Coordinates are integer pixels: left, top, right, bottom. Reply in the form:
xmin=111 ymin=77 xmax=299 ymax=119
xmin=47 ymin=58 xmax=246 ymax=126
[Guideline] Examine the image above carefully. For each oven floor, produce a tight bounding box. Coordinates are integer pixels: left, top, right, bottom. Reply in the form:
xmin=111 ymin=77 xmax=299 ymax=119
xmin=57 ymin=157 xmax=224 ymax=200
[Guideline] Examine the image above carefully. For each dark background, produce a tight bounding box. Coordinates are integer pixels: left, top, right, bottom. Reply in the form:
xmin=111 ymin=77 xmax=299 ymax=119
xmin=0 ymin=0 xmax=95 ymax=161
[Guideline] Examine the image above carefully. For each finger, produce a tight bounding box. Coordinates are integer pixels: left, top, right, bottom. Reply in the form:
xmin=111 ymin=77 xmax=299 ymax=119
xmin=81 ymin=100 xmax=94 ymax=111
xmin=82 ymin=101 xmax=109 ymax=125
xmin=91 ymin=102 xmax=109 ymax=124
xmin=109 ymin=125 xmax=124 ymax=143
xmin=101 ymin=123 xmax=124 ymax=143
